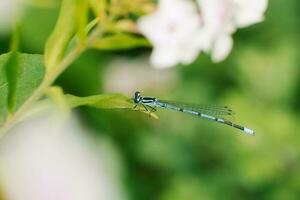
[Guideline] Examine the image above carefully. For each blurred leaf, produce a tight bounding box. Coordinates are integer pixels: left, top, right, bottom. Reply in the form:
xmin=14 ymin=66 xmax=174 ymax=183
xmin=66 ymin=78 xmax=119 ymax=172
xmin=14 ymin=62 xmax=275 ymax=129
xmin=90 ymin=33 xmax=151 ymax=50
xmin=75 ymin=0 xmax=89 ymax=45
xmin=0 ymin=53 xmax=45 ymax=125
xmin=109 ymin=0 xmax=155 ymax=17
xmin=5 ymin=52 xmax=19 ymax=112
xmin=0 ymin=56 xmax=9 ymax=125
xmin=65 ymin=93 xmax=158 ymax=119
xmin=113 ymin=19 xmax=139 ymax=33
xmin=45 ymin=0 xmax=76 ymax=69
xmin=89 ymin=0 xmax=107 ymax=23
xmin=5 ymin=23 xmax=20 ymax=112
xmin=66 ymin=93 xmax=132 ymax=108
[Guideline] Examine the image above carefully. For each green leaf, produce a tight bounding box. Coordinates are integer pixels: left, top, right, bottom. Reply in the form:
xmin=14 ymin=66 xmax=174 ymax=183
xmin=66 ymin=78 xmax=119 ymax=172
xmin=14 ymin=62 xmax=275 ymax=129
xmin=17 ymin=93 xmax=158 ymax=124
xmin=75 ymin=0 xmax=89 ymax=45
xmin=45 ymin=0 xmax=76 ymax=69
xmin=89 ymin=0 xmax=107 ymax=23
xmin=5 ymin=52 xmax=19 ymax=112
xmin=0 ymin=53 xmax=45 ymax=125
xmin=90 ymin=33 xmax=151 ymax=50
xmin=5 ymin=21 xmax=21 ymax=112
xmin=66 ymin=93 xmax=132 ymax=109
xmin=65 ymin=93 xmax=158 ymax=119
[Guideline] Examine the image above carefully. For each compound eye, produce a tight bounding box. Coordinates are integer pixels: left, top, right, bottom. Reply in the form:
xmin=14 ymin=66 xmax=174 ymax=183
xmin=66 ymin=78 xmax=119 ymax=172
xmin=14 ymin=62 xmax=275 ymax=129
xmin=134 ymin=91 xmax=141 ymax=103
xmin=134 ymin=91 xmax=139 ymax=96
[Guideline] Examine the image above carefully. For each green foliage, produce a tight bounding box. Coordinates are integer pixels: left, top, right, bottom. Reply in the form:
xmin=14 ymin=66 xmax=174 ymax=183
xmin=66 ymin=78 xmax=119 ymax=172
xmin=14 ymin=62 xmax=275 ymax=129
xmin=66 ymin=93 xmax=133 ymax=109
xmin=89 ymin=0 xmax=107 ymax=23
xmin=5 ymin=52 xmax=19 ymax=112
xmin=0 ymin=56 xmax=8 ymax=125
xmin=75 ymin=0 xmax=89 ymax=45
xmin=91 ymin=33 xmax=150 ymax=50
xmin=5 ymin=21 xmax=21 ymax=112
xmin=45 ymin=0 xmax=77 ymax=69
xmin=45 ymin=0 xmax=152 ymax=69
xmin=0 ymin=53 xmax=45 ymax=125
xmin=0 ymin=0 xmax=156 ymax=132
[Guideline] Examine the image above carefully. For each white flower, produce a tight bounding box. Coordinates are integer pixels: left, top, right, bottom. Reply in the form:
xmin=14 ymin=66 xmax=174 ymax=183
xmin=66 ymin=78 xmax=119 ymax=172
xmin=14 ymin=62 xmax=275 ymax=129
xmin=138 ymin=0 xmax=268 ymax=67
xmin=0 ymin=0 xmax=24 ymax=34
xmin=138 ymin=0 xmax=203 ymax=69
xmin=197 ymin=0 xmax=268 ymax=62
xmin=0 ymin=113 xmax=126 ymax=200
xmin=232 ymin=0 xmax=268 ymax=28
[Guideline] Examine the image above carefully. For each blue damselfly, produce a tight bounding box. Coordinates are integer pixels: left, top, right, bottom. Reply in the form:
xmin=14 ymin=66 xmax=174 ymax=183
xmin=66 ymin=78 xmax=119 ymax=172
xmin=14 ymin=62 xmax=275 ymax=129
xmin=133 ymin=91 xmax=255 ymax=135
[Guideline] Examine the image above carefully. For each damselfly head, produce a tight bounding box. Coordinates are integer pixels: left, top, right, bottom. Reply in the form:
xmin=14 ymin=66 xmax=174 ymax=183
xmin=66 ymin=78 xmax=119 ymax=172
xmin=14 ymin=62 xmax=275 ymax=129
xmin=134 ymin=91 xmax=141 ymax=104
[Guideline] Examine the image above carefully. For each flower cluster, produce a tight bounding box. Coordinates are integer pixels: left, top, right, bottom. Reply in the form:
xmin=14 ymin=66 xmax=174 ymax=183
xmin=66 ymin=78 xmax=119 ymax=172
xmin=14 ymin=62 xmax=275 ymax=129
xmin=138 ymin=0 xmax=268 ymax=68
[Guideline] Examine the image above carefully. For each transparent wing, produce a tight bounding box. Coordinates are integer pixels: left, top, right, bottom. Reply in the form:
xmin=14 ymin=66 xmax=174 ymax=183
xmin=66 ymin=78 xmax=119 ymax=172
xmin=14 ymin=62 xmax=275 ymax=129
xmin=158 ymin=100 xmax=235 ymax=120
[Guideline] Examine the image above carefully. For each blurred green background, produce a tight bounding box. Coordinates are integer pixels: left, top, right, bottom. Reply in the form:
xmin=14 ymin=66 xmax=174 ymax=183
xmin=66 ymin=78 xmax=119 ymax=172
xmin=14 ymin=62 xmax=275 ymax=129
xmin=1 ymin=0 xmax=300 ymax=199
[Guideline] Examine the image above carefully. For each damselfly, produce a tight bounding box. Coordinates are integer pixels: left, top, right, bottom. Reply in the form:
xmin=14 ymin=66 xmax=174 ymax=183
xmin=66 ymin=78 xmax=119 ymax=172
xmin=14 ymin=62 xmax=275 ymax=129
xmin=133 ymin=91 xmax=254 ymax=136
